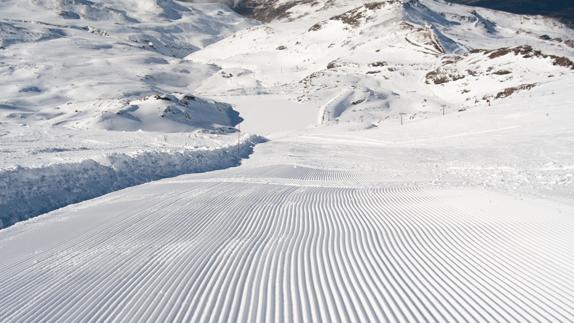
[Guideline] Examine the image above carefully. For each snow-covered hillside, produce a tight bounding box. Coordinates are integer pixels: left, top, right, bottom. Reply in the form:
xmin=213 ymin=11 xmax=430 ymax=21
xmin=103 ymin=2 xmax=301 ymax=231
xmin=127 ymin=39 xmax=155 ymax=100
xmin=0 ymin=0 xmax=254 ymax=115
xmin=189 ymin=0 xmax=573 ymax=127
xmin=0 ymin=0 xmax=262 ymax=226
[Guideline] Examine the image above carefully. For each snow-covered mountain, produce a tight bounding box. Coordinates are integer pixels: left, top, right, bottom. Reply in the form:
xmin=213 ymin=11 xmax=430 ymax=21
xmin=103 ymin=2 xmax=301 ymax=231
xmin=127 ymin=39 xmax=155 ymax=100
xmin=0 ymin=0 xmax=253 ymax=131
xmin=2 ymin=0 xmax=572 ymax=131
xmin=2 ymin=1 xmax=574 ymax=321
xmin=189 ymin=0 xmax=573 ymax=127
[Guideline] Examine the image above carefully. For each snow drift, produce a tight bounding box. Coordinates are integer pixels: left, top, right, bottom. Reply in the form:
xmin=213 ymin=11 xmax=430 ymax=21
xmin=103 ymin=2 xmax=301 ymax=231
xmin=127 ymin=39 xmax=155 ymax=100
xmin=0 ymin=135 xmax=266 ymax=229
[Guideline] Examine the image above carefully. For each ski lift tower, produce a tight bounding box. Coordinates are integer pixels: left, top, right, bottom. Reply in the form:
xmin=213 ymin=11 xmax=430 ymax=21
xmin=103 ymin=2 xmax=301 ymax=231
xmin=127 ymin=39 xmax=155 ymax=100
xmin=236 ymin=121 xmax=242 ymax=159
xmin=399 ymin=112 xmax=407 ymax=126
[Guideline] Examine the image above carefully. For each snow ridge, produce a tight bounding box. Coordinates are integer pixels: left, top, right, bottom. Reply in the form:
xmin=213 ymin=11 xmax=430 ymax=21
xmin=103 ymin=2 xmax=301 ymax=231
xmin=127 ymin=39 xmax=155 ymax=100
xmin=0 ymin=135 xmax=266 ymax=229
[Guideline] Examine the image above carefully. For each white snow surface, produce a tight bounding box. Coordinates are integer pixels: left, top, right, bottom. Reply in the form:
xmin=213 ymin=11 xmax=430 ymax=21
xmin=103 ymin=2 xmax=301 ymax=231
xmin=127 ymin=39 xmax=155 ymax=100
xmin=189 ymin=0 xmax=574 ymax=126
xmin=0 ymin=0 xmax=262 ymax=226
xmin=0 ymin=122 xmax=265 ymax=227
xmin=1 ymin=0 xmax=574 ymax=321
xmin=1 ymin=84 xmax=574 ymax=321
xmin=0 ymin=0 xmax=255 ymax=121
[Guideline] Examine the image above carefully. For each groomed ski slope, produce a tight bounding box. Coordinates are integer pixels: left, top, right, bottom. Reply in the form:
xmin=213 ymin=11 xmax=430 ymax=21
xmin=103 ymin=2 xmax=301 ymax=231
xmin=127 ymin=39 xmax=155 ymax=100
xmin=2 ymin=85 xmax=574 ymax=321
xmin=1 ymin=0 xmax=573 ymax=320
xmin=2 ymin=87 xmax=574 ymax=321
xmin=2 ymin=106 xmax=574 ymax=322
xmin=1 ymin=158 xmax=573 ymax=322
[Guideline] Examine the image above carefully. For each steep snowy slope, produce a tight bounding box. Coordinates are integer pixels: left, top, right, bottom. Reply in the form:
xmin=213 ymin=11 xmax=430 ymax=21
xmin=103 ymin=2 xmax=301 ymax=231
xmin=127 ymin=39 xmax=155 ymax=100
xmin=189 ymin=0 xmax=574 ymax=127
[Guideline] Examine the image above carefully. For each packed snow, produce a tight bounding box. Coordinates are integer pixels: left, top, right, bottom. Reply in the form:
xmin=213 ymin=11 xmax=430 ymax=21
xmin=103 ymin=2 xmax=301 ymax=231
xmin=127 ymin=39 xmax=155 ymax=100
xmin=1 ymin=0 xmax=574 ymax=321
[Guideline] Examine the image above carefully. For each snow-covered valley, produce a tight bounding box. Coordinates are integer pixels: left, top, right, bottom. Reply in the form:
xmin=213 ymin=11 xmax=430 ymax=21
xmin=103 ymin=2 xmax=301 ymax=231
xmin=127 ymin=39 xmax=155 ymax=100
xmin=1 ymin=0 xmax=574 ymax=321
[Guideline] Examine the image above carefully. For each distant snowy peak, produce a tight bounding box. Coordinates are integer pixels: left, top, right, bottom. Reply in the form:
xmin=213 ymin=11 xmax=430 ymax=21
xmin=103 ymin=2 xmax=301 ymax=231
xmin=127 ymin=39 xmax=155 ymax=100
xmin=239 ymin=0 xmax=467 ymax=23
xmin=306 ymin=0 xmax=468 ymax=54
xmin=237 ymin=0 xmax=566 ymax=54
xmin=239 ymin=0 xmax=571 ymax=41
xmin=239 ymin=0 xmax=572 ymax=28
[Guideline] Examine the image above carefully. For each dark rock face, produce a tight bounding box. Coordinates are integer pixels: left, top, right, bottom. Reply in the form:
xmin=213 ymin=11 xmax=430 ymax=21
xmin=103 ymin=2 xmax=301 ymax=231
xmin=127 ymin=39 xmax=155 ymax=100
xmin=229 ymin=0 xmax=573 ymax=27
xmin=178 ymin=0 xmax=574 ymax=29
xmin=235 ymin=0 xmax=322 ymax=22
xmin=445 ymin=0 xmax=574 ymax=27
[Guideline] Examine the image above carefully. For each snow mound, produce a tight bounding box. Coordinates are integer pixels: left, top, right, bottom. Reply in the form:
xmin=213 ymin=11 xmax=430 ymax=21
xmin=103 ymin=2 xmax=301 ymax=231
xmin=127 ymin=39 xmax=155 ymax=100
xmin=318 ymin=87 xmax=405 ymax=125
xmin=53 ymin=94 xmax=243 ymax=133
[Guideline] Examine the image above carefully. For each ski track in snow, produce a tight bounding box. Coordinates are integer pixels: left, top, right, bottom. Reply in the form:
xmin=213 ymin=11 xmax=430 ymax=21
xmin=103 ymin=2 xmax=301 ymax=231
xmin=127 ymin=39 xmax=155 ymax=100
xmin=1 ymin=165 xmax=573 ymax=322
xmin=1 ymin=0 xmax=574 ymax=320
